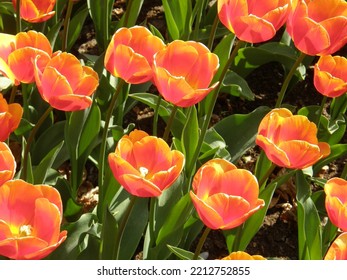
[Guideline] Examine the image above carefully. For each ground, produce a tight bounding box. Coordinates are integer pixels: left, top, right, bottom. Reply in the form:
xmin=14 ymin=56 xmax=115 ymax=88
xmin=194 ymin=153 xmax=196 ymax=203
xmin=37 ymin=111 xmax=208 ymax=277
xmin=73 ymin=1 xmax=347 ymax=260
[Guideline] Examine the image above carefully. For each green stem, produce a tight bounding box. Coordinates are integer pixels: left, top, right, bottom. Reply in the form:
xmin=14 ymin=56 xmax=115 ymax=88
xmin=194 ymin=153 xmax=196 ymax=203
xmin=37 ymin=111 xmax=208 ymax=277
xmin=193 ymin=226 xmax=211 ymax=260
xmin=162 ymin=105 xmax=178 ymax=142
xmin=187 ymin=40 xmax=243 ymax=180
xmin=98 ymin=79 xmax=125 ymax=214
xmin=144 ymin=197 xmax=157 ymax=259
xmin=341 ymin=161 xmax=347 ymax=180
xmin=61 ymin=0 xmax=74 ymax=52
xmin=113 ymin=195 xmax=137 ymax=259
xmin=152 ymin=95 xmax=162 ymax=136
xmin=207 ymin=13 xmax=219 ymax=50
xmin=315 ymin=95 xmax=328 ymax=130
xmin=275 ymin=52 xmax=306 ymax=108
xmin=9 ymin=85 xmax=17 ymax=104
xmin=16 ymin=0 xmax=21 ymax=32
xmin=21 ymin=106 xmax=53 ymax=181
xmin=232 ymin=223 xmax=244 ymax=252
xmin=123 ymin=0 xmax=134 ymax=27
xmin=258 ymin=162 xmax=276 ymax=189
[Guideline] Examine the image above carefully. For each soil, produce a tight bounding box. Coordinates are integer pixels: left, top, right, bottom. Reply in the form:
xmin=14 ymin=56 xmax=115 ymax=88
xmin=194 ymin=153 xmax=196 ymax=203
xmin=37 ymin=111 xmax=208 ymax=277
xmin=72 ymin=0 xmax=347 ymax=260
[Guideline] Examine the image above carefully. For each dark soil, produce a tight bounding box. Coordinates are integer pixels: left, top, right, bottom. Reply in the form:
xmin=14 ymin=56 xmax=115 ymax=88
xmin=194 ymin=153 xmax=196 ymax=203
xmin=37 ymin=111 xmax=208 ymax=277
xmin=73 ymin=0 xmax=346 ymax=260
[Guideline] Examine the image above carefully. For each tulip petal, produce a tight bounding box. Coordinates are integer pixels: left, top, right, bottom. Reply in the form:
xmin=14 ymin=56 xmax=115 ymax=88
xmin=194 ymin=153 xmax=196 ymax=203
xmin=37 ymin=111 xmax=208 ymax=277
xmin=325 ymin=232 xmax=347 ymax=260
xmin=120 ymin=174 xmax=162 ymax=197
xmin=0 ymin=220 xmax=13 ymax=240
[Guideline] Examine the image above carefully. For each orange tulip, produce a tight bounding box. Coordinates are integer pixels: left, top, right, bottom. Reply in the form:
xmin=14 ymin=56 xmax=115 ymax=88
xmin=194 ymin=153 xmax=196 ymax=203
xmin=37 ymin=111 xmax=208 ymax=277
xmin=256 ymin=108 xmax=330 ymax=169
xmin=286 ymin=0 xmax=347 ymax=56
xmin=314 ymin=55 xmax=347 ymax=98
xmin=220 ymin=251 xmax=266 ymax=260
xmin=0 ymin=93 xmax=23 ymax=141
xmin=324 ymin=232 xmax=347 ymax=260
xmin=108 ymin=129 xmax=185 ymax=197
xmin=324 ymin=177 xmax=347 ymax=232
xmin=152 ymin=40 xmax=219 ymax=107
xmin=217 ymin=0 xmax=292 ymax=43
xmin=0 ymin=33 xmax=17 ymax=85
xmin=0 ymin=179 xmax=67 ymax=259
xmin=34 ymin=51 xmax=99 ymax=111
xmin=0 ymin=142 xmax=16 ymax=186
xmin=190 ymin=158 xmax=265 ymax=230
xmin=104 ymin=26 xmax=165 ymax=84
xmin=12 ymin=0 xmax=56 ymax=23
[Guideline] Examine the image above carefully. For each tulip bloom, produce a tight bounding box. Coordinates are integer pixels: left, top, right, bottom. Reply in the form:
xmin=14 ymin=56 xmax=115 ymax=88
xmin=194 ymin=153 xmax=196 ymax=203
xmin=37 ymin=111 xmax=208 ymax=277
xmin=12 ymin=0 xmax=56 ymax=23
xmin=152 ymin=40 xmax=219 ymax=107
xmin=0 ymin=93 xmax=23 ymax=141
xmin=0 ymin=180 xmax=67 ymax=259
xmin=324 ymin=177 xmax=347 ymax=232
xmin=108 ymin=129 xmax=184 ymax=197
xmin=104 ymin=26 xmax=165 ymax=84
xmin=34 ymin=52 xmax=99 ymax=111
xmin=221 ymin=251 xmax=266 ymax=260
xmin=190 ymin=158 xmax=265 ymax=230
xmin=324 ymin=232 xmax=347 ymax=260
xmin=256 ymin=108 xmax=330 ymax=169
xmin=314 ymin=55 xmax=347 ymax=98
xmin=217 ymin=0 xmax=292 ymax=43
xmin=286 ymin=0 xmax=347 ymax=56
xmin=0 ymin=142 xmax=16 ymax=186
xmin=0 ymin=33 xmax=17 ymax=85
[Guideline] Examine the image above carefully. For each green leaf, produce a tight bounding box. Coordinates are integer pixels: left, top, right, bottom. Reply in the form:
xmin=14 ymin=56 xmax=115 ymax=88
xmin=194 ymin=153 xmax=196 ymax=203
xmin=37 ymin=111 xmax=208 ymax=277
xmin=119 ymin=0 xmax=144 ymax=28
xmin=66 ymin=4 xmax=89 ymax=52
xmin=100 ymin=207 xmax=119 ymax=260
xmin=167 ymin=245 xmax=203 ymax=260
xmin=313 ymin=144 xmax=347 ymax=175
xmin=214 ymin=106 xmax=270 ymax=163
xmin=221 ymin=70 xmax=255 ymax=100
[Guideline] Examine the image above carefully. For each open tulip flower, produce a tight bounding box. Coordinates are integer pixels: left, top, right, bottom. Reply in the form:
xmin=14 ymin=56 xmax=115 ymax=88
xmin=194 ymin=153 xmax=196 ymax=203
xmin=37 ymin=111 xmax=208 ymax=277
xmin=217 ymin=0 xmax=292 ymax=43
xmin=0 ymin=93 xmax=23 ymax=141
xmin=0 ymin=142 xmax=16 ymax=186
xmin=314 ymin=55 xmax=347 ymax=98
xmin=12 ymin=0 xmax=56 ymax=23
xmin=104 ymin=26 xmax=165 ymax=84
xmin=324 ymin=177 xmax=347 ymax=232
xmin=108 ymin=129 xmax=185 ymax=197
xmin=190 ymin=158 xmax=265 ymax=230
xmin=286 ymin=0 xmax=347 ymax=56
xmin=0 ymin=180 xmax=67 ymax=259
xmin=152 ymin=40 xmax=219 ymax=107
xmin=324 ymin=232 xmax=347 ymax=260
xmin=256 ymin=108 xmax=330 ymax=169
xmin=34 ymin=51 xmax=99 ymax=111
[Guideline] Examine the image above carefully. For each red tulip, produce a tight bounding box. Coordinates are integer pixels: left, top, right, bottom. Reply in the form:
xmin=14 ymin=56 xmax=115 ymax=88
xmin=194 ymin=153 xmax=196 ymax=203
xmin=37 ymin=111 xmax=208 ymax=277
xmin=0 ymin=142 xmax=16 ymax=186
xmin=0 ymin=93 xmax=23 ymax=141
xmin=12 ymin=0 xmax=56 ymax=23
xmin=314 ymin=55 xmax=347 ymax=98
xmin=108 ymin=129 xmax=184 ymax=197
xmin=286 ymin=0 xmax=347 ymax=55
xmin=0 ymin=180 xmax=67 ymax=259
xmin=256 ymin=108 xmax=330 ymax=169
xmin=324 ymin=177 xmax=347 ymax=232
xmin=324 ymin=232 xmax=347 ymax=260
xmin=217 ymin=0 xmax=292 ymax=43
xmin=190 ymin=158 xmax=265 ymax=230
xmin=34 ymin=51 xmax=99 ymax=111
xmin=152 ymin=40 xmax=219 ymax=107
xmin=104 ymin=26 xmax=165 ymax=84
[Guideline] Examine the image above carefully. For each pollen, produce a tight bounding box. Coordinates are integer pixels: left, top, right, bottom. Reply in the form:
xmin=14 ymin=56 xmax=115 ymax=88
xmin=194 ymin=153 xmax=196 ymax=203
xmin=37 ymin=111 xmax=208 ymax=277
xmin=139 ymin=166 xmax=149 ymax=177
xmin=18 ymin=225 xmax=33 ymax=237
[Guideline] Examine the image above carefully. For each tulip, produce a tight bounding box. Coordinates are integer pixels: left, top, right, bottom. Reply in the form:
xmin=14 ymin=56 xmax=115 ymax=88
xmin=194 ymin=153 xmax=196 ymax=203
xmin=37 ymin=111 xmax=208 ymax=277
xmin=8 ymin=30 xmax=52 ymax=84
xmin=314 ymin=55 xmax=347 ymax=98
xmin=104 ymin=26 xmax=165 ymax=84
xmin=190 ymin=158 xmax=265 ymax=230
xmin=152 ymin=40 xmax=219 ymax=107
xmin=108 ymin=129 xmax=185 ymax=197
xmin=0 ymin=142 xmax=16 ymax=186
xmin=0 ymin=33 xmax=17 ymax=85
xmin=324 ymin=232 xmax=347 ymax=260
xmin=12 ymin=0 xmax=56 ymax=23
xmin=0 ymin=93 xmax=23 ymax=141
xmin=0 ymin=179 xmax=67 ymax=259
xmin=217 ymin=0 xmax=292 ymax=43
xmin=256 ymin=108 xmax=330 ymax=169
xmin=220 ymin=251 xmax=266 ymax=260
xmin=34 ymin=51 xmax=99 ymax=111
xmin=324 ymin=177 xmax=347 ymax=232
xmin=286 ymin=0 xmax=347 ymax=56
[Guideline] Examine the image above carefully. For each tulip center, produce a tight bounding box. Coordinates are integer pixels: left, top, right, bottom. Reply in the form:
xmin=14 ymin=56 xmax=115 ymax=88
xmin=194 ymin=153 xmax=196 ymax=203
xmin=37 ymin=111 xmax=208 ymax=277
xmin=139 ymin=166 xmax=149 ymax=177
xmin=18 ymin=225 xmax=33 ymax=237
